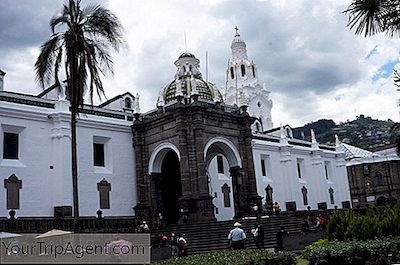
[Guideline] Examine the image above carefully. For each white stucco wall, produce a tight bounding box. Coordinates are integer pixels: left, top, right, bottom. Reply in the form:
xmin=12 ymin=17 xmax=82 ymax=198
xmin=252 ymin=138 xmax=351 ymax=211
xmin=208 ymin=156 xmax=234 ymax=221
xmin=0 ymin=95 xmax=136 ymax=217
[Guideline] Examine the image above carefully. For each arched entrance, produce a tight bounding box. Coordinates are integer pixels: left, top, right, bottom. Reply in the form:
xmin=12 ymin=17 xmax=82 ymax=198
xmin=148 ymin=143 xmax=182 ymax=225
xmin=204 ymin=137 xmax=244 ymax=219
xmin=160 ymin=150 xmax=182 ymax=224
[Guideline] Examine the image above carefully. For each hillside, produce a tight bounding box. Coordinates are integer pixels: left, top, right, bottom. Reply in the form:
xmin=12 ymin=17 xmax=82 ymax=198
xmin=292 ymin=115 xmax=396 ymax=150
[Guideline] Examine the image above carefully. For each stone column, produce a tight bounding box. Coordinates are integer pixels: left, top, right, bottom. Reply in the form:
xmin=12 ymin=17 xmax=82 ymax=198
xmin=238 ymin=115 xmax=262 ymax=212
xmin=230 ymin=166 xmax=244 ymax=218
xmin=132 ymin=121 xmax=151 ymax=222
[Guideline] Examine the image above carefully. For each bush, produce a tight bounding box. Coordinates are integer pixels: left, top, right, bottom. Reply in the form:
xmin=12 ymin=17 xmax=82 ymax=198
xmin=303 ymin=237 xmax=400 ymax=265
xmin=302 ymin=239 xmax=328 ymax=259
xmin=327 ymin=204 xmax=400 ymax=241
xmin=154 ymin=249 xmax=296 ymax=265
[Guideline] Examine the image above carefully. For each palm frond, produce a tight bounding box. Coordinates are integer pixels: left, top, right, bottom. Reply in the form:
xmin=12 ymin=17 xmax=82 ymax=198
xmin=344 ymin=0 xmax=387 ymax=37
xmin=84 ymin=6 xmax=125 ymax=50
xmin=394 ymin=69 xmax=400 ymax=88
xmin=34 ymin=34 xmax=62 ymax=87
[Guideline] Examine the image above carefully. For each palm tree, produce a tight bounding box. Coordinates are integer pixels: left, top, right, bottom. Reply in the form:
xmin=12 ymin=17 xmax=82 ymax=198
xmin=345 ymin=1 xmax=400 ymax=155
xmin=35 ymin=0 xmax=124 ymax=218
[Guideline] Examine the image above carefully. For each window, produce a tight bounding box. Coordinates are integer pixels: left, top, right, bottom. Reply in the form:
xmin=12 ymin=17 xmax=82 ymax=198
xmin=230 ymin=67 xmax=234 ymax=79
xmin=124 ymin=97 xmax=132 ymax=109
xmin=296 ymin=159 xmax=303 ymax=179
xmin=261 ymin=158 xmax=266 ymax=176
xmin=252 ymin=65 xmax=256 ymax=77
xmin=363 ymin=164 xmax=370 ymax=177
xmin=256 ymin=122 xmax=260 ymax=132
xmin=217 ymin=155 xmax=224 ymax=174
xmin=93 ymin=143 xmax=105 ymax=167
xmin=240 ymin=64 xmax=246 ymax=77
xmin=3 ymin=132 xmax=18 ymax=159
xmin=257 ymin=102 xmax=261 ymax=108
xmin=324 ymin=161 xmax=331 ymax=180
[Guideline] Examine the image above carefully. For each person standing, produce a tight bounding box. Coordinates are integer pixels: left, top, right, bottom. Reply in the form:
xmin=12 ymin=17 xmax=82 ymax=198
xmin=177 ymin=234 xmax=188 ymax=257
xmin=228 ymin=222 xmax=246 ymax=250
xmin=170 ymin=233 xmax=179 ymax=257
xmin=251 ymin=226 xmax=259 ymax=248
xmin=257 ymin=222 xmax=264 ymax=248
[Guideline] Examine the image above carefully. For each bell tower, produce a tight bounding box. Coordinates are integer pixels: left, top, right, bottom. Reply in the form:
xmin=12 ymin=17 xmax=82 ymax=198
xmin=225 ymin=27 xmax=273 ymax=131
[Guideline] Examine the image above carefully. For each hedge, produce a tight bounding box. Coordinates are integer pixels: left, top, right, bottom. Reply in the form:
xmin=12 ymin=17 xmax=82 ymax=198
xmin=154 ymin=249 xmax=296 ymax=265
xmin=327 ymin=204 xmax=400 ymax=241
xmin=303 ymin=237 xmax=400 ymax=265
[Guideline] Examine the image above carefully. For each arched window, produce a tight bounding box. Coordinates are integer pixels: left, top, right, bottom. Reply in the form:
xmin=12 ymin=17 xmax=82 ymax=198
xmin=256 ymin=122 xmax=260 ymax=132
xmin=125 ymin=97 xmax=132 ymax=109
xmin=252 ymin=65 xmax=256 ymax=77
xmin=230 ymin=67 xmax=234 ymax=79
xmin=241 ymin=65 xmax=246 ymax=77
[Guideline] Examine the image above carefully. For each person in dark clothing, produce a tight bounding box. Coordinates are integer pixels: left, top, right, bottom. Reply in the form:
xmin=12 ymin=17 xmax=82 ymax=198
xmin=276 ymin=226 xmax=286 ymax=252
xmin=257 ymin=223 xmax=264 ymax=248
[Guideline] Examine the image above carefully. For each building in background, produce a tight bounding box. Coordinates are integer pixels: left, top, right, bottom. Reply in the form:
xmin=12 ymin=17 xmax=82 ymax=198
xmin=343 ymin=142 xmax=400 ymax=207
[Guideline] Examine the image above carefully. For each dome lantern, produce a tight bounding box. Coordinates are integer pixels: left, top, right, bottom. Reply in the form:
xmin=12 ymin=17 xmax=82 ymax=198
xmin=157 ymin=53 xmax=224 ymax=105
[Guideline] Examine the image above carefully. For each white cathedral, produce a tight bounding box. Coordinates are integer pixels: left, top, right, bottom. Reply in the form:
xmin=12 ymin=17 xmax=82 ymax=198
xmin=0 ymin=30 xmax=351 ymax=222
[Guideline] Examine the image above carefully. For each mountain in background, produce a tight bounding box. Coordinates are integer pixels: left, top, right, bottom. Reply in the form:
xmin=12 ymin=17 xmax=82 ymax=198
xmin=292 ymin=115 xmax=396 ymax=150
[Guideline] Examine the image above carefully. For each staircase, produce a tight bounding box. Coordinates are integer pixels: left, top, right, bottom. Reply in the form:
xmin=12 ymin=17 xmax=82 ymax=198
xmin=151 ymin=215 xmax=303 ymax=256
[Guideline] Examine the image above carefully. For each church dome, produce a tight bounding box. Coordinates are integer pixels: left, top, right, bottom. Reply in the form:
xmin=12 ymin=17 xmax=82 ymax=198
xmin=157 ymin=53 xmax=224 ymax=106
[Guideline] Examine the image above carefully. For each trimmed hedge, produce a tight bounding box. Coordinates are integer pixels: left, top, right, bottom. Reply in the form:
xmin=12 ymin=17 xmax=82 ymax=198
xmin=303 ymin=237 xmax=400 ymax=265
xmin=327 ymin=204 xmax=400 ymax=241
xmin=154 ymin=249 xmax=296 ymax=265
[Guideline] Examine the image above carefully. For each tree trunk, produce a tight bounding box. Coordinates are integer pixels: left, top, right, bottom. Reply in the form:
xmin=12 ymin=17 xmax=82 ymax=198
xmin=71 ymin=109 xmax=79 ymax=219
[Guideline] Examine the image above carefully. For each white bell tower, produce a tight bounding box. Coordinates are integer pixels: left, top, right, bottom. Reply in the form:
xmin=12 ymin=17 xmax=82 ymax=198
xmin=225 ymin=27 xmax=273 ymax=131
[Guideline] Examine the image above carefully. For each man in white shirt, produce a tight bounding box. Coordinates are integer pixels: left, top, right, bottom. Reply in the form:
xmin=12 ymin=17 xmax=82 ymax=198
xmin=228 ymin=222 xmax=246 ymax=250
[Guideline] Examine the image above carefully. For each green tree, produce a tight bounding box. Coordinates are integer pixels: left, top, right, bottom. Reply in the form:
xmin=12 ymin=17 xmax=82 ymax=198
xmin=34 ymin=0 xmax=124 ymax=218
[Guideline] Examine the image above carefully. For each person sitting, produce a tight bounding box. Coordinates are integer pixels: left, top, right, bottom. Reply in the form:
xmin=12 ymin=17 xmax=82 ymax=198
xmin=272 ymin=202 xmax=281 ymax=215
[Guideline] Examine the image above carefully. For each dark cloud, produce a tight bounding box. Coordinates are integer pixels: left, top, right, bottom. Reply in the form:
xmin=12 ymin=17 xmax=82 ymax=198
xmin=0 ymin=0 xmax=64 ymax=52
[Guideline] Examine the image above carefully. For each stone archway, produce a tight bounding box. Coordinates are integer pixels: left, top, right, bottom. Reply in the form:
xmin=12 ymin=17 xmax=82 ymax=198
xmin=204 ymin=137 xmax=245 ymax=219
xmin=148 ymin=143 xmax=182 ymax=224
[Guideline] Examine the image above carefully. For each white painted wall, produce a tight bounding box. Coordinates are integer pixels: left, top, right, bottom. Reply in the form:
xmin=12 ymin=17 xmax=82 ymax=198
xmin=208 ymin=155 xmax=235 ymax=221
xmin=252 ymin=139 xmax=351 ymax=211
xmin=0 ymin=94 xmax=136 ymax=217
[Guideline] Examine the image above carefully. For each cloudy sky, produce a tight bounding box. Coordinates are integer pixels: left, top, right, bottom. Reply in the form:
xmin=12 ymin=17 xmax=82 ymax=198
xmin=0 ymin=0 xmax=399 ymax=127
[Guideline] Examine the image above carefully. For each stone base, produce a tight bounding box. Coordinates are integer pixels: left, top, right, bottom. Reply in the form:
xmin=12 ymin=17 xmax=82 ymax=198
xmin=179 ymin=195 xmax=216 ymax=223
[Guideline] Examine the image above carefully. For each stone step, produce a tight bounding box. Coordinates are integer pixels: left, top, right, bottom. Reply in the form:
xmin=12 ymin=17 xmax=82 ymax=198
xmin=150 ymin=215 xmax=303 ymax=256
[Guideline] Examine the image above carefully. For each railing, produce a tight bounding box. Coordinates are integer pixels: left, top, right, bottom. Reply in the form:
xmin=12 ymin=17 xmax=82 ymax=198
xmin=0 ymin=217 xmax=138 ymax=233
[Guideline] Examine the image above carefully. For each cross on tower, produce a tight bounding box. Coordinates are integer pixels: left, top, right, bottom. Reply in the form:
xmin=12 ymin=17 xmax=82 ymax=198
xmin=234 ymin=26 xmax=240 ymax=37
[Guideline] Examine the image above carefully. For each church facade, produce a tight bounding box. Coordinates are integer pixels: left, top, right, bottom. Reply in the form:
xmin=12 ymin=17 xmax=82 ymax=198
xmin=0 ymin=31 xmax=351 ymax=223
